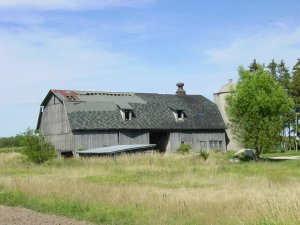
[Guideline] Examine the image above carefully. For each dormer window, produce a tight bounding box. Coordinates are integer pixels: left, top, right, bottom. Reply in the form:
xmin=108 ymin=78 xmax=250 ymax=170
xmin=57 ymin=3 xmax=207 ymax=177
xmin=117 ymin=103 xmax=134 ymax=121
xmin=119 ymin=109 xmax=133 ymax=121
xmin=170 ymin=107 xmax=186 ymax=122
xmin=124 ymin=109 xmax=132 ymax=121
xmin=177 ymin=110 xmax=184 ymax=121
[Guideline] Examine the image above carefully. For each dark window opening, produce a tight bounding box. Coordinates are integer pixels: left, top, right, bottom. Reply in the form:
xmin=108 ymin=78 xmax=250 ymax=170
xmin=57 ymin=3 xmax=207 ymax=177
xmin=125 ymin=110 xmax=131 ymax=121
xmin=177 ymin=110 xmax=183 ymax=119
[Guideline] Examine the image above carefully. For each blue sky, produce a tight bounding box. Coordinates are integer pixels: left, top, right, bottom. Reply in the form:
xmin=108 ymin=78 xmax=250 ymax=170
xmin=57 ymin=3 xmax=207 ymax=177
xmin=0 ymin=0 xmax=299 ymax=137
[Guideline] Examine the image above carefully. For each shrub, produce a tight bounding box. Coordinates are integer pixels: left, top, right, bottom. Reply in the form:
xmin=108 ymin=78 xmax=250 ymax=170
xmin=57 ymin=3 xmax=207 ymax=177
xmin=177 ymin=144 xmax=192 ymax=153
xmin=21 ymin=129 xmax=57 ymax=163
xmin=199 ymin=150 xmax=210 ymax=161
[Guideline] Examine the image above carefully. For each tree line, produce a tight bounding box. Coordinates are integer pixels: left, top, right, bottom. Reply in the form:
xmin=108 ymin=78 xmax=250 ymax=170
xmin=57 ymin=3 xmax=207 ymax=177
xmin=0 ymin=135 xmax=26 ymax=148
xmin=249 ymin=58 xmax=300 ymax=112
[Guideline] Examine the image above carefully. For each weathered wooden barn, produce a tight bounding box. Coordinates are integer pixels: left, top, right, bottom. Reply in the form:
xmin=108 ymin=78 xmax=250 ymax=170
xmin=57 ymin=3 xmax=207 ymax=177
xmin=37 ymin=83 xmax=226 ymax=155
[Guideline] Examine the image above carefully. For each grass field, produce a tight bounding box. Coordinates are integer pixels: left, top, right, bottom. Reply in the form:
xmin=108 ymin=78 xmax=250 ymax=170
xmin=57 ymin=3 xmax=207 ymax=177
xmin=1 ymin=147 xmax=300 ymax=225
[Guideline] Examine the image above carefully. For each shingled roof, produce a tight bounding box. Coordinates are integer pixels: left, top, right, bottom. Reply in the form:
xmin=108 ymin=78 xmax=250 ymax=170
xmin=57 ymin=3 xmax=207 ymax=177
xmin=42 ymin=89 xmax=225 ymax=131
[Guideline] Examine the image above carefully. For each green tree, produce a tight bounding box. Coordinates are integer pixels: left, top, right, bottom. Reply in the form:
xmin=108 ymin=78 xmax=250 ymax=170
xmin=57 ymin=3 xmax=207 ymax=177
xmin=249 ymin=59 xmax=260 ymax=72
xmin=277 ymin=60 xmax=291 ymax=92
xmin=267 ymin=59 xmax=278 ymax=81
xmin=227 ymin=66 xmax=294 ymax=157
xmin=290 ymin=59 xmax=300 ymax=149
xmin=275 ymin=60 xmax=292 ymax=149
xmin=290 ymin=59 xmax=300 ymax=112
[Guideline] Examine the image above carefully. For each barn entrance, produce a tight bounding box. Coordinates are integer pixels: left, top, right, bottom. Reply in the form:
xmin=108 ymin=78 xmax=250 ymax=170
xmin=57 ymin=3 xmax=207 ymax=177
xmin=149 ymin=132 xmax=170 ymax=153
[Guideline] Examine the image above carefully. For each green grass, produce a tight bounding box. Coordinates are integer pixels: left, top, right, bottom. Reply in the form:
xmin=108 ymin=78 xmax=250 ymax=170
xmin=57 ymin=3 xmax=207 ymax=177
xmin=1 ymin=149 xmax=300 ymax=225
xmin=0 ymin=188 xmax=147 ymax=225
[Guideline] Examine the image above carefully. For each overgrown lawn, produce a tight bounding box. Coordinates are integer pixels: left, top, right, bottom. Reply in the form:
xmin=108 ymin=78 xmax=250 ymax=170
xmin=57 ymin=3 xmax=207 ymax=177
xmin=0 ymin=150 xmax=300 ymax=225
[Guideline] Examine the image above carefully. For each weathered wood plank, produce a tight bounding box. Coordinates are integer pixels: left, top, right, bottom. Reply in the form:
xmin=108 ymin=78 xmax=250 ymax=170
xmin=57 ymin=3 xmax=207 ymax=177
xmin=44 ymin=133 xmax=74 ymax=152
xmin=40 ymin=96 xmax=71 ymax=135
xmin=169 ymin=131 xmax=226 ymax=153
xmin=73 ymin=131 xmax=118 ymax=151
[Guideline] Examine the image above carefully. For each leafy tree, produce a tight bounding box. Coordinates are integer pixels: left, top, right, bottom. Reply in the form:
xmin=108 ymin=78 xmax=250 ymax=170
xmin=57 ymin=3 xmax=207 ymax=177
xmin=227 ymin=66 xmax=294 ymax=157
xmin=21 ymin=129 xmax=57 ymax=163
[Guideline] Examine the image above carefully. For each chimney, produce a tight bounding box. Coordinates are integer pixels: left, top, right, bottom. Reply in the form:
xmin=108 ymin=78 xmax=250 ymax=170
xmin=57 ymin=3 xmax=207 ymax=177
xmin=176 ymin=82 xmax=186 ymax=96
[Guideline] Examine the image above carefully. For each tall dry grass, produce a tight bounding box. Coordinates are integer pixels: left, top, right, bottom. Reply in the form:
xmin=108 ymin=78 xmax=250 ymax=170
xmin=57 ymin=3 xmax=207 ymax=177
xmin=0 ymin=152 xmax=300 ymax=224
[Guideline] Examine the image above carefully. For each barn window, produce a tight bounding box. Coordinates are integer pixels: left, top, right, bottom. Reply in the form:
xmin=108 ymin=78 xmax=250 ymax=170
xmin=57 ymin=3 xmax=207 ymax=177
xmin=209 ymin=140 xmax=223 ymax=150
xmin=172 ymin=109 xmax=185 ymax=122
xmin=169 ymin=107 xmax=186 ymax=122
xmin=119 ymin=109 xmax=133 ymax=121
xmin=177 ymin=110 xmax=184 ymax=120
xmin=124 ymin=110 xmax=132 ymax=121
xmin=117 ymin=104 xmax=134 ymax=121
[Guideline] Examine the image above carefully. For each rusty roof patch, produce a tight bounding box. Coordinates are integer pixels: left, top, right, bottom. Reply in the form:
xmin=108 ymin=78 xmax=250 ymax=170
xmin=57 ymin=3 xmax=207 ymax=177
xmin=53 ymin=90 xmax=79 ymax=102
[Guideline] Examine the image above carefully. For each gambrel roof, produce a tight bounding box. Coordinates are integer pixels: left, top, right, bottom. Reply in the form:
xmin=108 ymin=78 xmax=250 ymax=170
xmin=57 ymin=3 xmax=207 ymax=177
xmin=38 ymin=89 xmax=225 ymax=131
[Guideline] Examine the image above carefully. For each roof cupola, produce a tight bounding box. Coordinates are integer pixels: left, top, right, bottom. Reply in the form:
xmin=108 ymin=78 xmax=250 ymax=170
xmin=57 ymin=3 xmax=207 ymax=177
xmin=176 ymin=82 xmax=186 ymax=96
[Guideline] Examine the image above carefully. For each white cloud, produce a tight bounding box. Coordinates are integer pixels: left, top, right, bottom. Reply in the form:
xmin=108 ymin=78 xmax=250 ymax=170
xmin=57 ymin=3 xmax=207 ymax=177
xmin=0 ymin=0 xmax=153 ymax=10
xmin=205 ymin=26 xmax=300 ymax=67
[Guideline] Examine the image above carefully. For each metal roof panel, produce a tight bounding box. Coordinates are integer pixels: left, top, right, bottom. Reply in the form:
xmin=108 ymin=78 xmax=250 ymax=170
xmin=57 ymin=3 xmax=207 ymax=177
xmin=76 ymin=144 xmax=156 ymax=154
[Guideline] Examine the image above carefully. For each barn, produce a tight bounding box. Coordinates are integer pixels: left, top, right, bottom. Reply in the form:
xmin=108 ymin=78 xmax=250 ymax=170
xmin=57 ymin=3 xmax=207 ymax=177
xmin=37 ymin=83 xmax=226 ymax=156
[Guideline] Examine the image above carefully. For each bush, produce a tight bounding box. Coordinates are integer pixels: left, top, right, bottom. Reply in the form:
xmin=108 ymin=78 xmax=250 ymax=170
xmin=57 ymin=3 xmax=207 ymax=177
xmin=177 ymin=144 xmax=192 ymax=153
xmin=199 ymin=150 xmax=210 ymax=161
xmin=21 ymin=129 xmax=57 ymax=163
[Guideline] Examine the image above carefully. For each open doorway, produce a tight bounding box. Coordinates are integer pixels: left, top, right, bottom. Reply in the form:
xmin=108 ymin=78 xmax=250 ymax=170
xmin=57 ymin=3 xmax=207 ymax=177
xmin=149 ymin=132 xmax=170 ymax=153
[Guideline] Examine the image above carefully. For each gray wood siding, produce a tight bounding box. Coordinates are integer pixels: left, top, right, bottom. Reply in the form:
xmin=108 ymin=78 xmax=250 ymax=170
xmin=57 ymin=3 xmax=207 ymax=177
xmin=119 ymin=131 xmax=149 ymax=145
xmin=40 ymin=96 xmax=71 ymax=135
xmin=73 ymin=131 xmax=118 ymax=151
xmin=39 ymin=95 xmax=74 ymax=152
xmin=168 ymin=131 xmax=226 ymax=153
xmin=44 ymin=133 xmax=74 ymax=152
